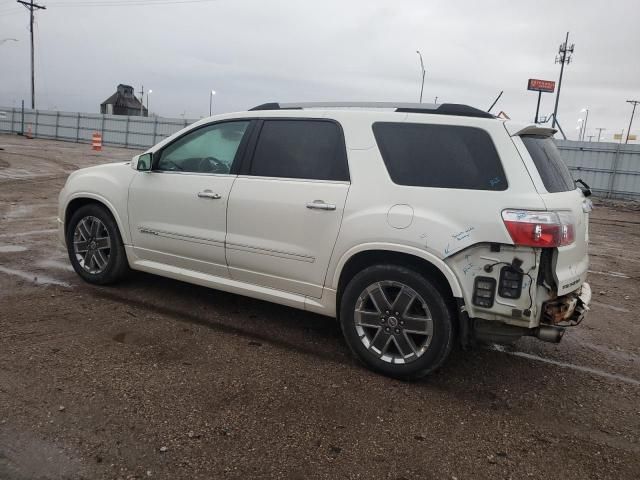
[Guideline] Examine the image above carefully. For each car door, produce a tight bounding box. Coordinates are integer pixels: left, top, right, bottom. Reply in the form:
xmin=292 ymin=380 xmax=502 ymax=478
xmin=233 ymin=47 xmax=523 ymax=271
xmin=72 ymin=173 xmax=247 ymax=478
xmin=226 ymin=118 xmax=350 ymax=298
xmin=128 ymin=120 xmax=252 ymax=277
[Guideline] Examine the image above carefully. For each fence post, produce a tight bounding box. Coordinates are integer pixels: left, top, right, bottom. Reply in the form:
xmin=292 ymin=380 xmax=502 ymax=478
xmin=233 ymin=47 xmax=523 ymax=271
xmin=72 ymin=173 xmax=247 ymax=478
xmin=21 ymin=100 xmax=24 ymax=136
xmin=54 ymin=111 xmax=60 ymax=139
xmin=124 ymin=116 xmax=130 ymax=148
xmin=75 ymin=112 xmax=81 ymax=143
xmin=151 ymin=116 xmax=158 ymax=146
xmin=10 ymin=107 xmax=15 ymax=133
xmin=607 ymin=142 xmax=623 ymax=199
xmin=34 ymin=109 xmax=39 ymax=137
xmin=100 ymin=114 xmax=105 ymax=144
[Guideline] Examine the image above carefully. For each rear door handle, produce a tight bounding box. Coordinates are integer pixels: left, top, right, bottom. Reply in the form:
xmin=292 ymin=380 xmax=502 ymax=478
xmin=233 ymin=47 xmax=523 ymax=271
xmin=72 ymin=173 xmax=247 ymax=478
xmin=306 ymin=200 xmax=336 ymax=211
xmin=197 ymin=190 xmax=221 ymax=200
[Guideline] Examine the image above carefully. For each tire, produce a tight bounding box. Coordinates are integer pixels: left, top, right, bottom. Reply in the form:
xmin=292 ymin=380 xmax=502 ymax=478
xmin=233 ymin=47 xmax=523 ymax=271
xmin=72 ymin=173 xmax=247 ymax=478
xmin=340 ymin=264 xmax=454 ymax=380
xmin=66 ymin=203 xmax=129 ymax=285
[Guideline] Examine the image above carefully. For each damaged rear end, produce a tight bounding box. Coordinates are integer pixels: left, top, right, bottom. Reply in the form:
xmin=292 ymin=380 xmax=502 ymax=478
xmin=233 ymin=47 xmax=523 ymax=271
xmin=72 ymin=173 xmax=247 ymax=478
xmin=512 ymin=125 xmax=592 ymax=330
xmin=450 ymin=123 xmax=592 ymax=346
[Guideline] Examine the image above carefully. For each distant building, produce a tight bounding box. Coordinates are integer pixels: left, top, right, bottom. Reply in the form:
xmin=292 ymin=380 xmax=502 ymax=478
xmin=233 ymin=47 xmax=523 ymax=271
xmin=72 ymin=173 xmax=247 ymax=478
xmin=100 ymin=84 xmax=147 ymax=116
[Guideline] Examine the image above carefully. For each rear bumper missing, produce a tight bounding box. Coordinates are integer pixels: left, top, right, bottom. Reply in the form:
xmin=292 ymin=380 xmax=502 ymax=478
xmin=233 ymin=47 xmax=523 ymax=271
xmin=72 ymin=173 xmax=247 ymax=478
xmin=542 ymin=282 xmax=591 ymax=326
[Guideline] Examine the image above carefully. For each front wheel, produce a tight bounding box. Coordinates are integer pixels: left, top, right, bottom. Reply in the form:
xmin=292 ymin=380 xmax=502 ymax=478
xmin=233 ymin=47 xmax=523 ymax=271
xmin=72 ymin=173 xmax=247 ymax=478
xmin=340 ymin=265 xmax=454 ymax=380
xmin=66 ymin=204 xmax=129 ymax=285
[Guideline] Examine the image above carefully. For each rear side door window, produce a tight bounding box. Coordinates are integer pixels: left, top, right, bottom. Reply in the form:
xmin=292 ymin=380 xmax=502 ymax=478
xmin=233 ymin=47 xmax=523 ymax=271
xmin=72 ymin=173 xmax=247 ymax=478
xmin=248 ymin=120 xmax=349 ymax=181
xmin=372 ymin=122 xmax=507 ymax=190
xmin=520 ymin=135 xmax=575 ymax=193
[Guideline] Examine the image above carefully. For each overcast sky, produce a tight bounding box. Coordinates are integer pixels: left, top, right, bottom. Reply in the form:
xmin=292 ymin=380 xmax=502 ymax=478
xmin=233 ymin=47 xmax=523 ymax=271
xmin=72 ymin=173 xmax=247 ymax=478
xmin=1 ymin=0 xmax=639 ymax=141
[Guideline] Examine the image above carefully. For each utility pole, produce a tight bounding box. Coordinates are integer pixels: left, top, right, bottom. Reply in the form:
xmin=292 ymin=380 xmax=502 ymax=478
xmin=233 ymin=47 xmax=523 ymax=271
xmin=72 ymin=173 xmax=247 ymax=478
xmin=17 ymin=0 xmax=46 ymax=109
xmin=595 ymin=127 xmax=605 ymax=142
xmin=138 ymin=85 xmax=145 ymax=116
xmin=416 ymin=50 xmax=425 ymax=103
xmin=552 ymin=32 xmax=574 ymax=129
xmin=625 ymin=100 xmax=639 ymax=144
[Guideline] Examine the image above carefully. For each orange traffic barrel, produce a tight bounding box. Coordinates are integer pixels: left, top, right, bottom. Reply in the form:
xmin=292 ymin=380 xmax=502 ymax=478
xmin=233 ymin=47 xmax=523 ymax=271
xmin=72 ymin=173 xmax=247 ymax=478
xmin=92 ymin=132 xmax=102 ymax=151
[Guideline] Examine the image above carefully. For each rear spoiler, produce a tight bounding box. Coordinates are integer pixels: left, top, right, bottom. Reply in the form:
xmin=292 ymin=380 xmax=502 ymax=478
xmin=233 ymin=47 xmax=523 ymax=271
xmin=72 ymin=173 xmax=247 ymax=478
xmin=504 ymin=123 xmax=557 ymax=137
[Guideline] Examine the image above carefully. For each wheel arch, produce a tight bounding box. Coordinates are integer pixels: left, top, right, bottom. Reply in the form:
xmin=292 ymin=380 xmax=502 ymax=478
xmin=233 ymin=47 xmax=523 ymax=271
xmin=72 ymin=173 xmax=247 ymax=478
xmin=64 ymin=193 xmax=129 ymax=244
xmin=332 ymin=244 xmax=463 ymax=303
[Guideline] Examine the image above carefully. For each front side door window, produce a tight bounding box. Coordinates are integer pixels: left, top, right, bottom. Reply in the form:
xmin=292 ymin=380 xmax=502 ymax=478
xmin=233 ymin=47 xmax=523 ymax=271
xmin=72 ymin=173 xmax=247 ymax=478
xmin=155 ymin=121 xmax=250 ymax=174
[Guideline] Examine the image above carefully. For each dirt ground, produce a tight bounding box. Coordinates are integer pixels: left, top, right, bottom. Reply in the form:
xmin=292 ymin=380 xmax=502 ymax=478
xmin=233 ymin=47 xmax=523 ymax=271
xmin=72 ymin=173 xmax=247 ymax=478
xmin=0 ymin=133 xmax=639 ymax=480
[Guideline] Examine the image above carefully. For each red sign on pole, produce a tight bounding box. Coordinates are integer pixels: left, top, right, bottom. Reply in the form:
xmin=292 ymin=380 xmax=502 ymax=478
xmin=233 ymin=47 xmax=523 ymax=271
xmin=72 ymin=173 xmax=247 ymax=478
xmin=527 ymin=79 xmax=556 ymax=93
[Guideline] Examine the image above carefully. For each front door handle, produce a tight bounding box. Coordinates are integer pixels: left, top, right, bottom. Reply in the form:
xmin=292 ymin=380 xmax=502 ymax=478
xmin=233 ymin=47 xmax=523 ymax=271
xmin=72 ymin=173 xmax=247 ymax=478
xmin=306 ymin=200 xmax=336 ymax=211
xmin=197 ymin=190 xmax=221 ymax=200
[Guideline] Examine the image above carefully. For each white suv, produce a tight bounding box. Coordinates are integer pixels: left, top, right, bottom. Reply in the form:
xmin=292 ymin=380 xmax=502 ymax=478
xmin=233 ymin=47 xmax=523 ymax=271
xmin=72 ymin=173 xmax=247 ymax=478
xmin=58 ymin=102 xmax=592 ymax=379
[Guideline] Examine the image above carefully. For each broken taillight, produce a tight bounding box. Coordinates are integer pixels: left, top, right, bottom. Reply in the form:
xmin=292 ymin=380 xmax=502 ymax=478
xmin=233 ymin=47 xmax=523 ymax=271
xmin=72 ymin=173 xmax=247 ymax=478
xmin=501 ymin=210 xmax=575 ymax=248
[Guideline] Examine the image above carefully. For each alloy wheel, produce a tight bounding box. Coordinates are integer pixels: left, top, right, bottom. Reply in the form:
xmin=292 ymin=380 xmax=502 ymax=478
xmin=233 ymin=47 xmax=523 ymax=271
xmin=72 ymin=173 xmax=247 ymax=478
xmin=73 ymin=216 xmax=111 ymax=274
xmin=354 ymin=281 xmax=434 ymax=364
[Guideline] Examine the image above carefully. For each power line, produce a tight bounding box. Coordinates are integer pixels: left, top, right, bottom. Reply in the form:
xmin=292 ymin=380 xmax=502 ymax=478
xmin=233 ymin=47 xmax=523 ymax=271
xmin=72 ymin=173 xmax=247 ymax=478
xmin=625 ymin=100 xmax=639 ymax=144
xmin=552 ymin=32 xmax=574 ymax=130
xmin=46 ymin=0 xmax=219 ymax=6
xmin=17 ymin=0 xmax=46 ymax=109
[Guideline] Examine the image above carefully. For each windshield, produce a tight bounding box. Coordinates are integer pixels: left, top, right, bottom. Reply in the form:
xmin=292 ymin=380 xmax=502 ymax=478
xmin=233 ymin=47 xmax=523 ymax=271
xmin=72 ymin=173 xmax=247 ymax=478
xmin=521 ymin=135 xmax=575 ymax=193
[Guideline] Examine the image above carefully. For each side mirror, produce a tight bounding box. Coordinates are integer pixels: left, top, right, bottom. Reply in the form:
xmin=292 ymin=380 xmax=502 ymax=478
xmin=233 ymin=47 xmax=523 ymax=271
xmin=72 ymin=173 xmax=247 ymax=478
xmin=132 ymin=153 xmax=152 ymax=172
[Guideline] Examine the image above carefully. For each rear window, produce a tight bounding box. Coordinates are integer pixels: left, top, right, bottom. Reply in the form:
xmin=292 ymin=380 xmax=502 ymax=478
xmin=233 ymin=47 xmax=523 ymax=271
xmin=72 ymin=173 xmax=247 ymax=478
xmin=521 ymin=135 xmax=575 ymax=193
xmin=372 ymin=122 xmax=507 ymax=190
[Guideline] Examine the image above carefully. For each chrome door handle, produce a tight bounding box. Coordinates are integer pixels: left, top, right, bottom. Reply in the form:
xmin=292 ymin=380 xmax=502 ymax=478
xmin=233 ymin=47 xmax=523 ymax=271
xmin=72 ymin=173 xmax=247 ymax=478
xmin=306 ymin=200 xmax=336 ymax=211
xmin=197 ymin=190 xmax=221 ymax=199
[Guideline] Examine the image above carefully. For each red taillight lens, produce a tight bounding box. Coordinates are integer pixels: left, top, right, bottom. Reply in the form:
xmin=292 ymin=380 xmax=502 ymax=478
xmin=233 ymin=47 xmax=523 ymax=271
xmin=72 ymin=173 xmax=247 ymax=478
xmin=502 ymin=210 xmax=575 ymax=247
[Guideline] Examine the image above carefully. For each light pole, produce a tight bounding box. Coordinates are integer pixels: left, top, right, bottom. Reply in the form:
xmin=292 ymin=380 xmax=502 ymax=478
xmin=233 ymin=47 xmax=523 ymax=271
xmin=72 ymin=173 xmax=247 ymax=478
xmin=580 ymin=108 xmax=589 ymax=141
xmin=595 ymin=127 xmax=605 ymax=142
xmin=625 ymin=100 xmax=639 ymax=144
xmin=146 ymin=89 xmax=152 ymax=117
xmin=416 ymin=50 xmax=425 ymax=103
xmin=209 ymin=90 xmax=216 ymax=116
xmin=577 ymin=119 xmax=583 ymax=140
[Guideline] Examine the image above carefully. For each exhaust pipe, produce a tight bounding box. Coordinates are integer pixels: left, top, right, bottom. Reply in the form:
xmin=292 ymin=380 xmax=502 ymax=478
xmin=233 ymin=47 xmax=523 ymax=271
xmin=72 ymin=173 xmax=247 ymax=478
xmin=533 ymin=325 xmax=565 ymax=343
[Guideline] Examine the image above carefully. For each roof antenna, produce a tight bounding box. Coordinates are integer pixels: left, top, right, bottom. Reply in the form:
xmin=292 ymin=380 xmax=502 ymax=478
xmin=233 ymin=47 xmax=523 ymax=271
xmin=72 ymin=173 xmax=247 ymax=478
xmin=487 ymin=91 xmax=503 ymax=113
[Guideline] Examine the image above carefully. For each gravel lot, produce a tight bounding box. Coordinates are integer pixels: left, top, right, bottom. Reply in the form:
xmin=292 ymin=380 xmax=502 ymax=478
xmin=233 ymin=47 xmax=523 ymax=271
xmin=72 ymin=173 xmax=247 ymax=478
xmin=1 ymin=133 xmax=639 ymax=480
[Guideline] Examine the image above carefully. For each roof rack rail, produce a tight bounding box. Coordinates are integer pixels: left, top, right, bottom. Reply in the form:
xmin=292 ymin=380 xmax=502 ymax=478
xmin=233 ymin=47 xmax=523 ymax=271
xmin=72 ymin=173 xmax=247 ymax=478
xmin=248 ymin=102 xmax=495 ymax=119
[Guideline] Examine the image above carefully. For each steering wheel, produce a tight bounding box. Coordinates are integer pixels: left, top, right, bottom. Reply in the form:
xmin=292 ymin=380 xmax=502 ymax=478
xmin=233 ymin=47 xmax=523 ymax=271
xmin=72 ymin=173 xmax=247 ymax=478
xmin=198 ymin=156 xmax=228 ymax=173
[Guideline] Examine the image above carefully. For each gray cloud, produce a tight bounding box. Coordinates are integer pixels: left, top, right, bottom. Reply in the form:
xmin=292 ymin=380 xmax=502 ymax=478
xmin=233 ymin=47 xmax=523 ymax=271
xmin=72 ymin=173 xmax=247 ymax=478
xmin=1 ymin=0 xmax=638 ymax=140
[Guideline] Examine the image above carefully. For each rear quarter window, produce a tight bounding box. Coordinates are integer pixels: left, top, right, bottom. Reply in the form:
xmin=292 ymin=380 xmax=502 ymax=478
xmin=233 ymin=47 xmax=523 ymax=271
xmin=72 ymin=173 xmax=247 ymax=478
xmin=521 ymin=135 xmax=575 ymax=193
xmin=372 ymin=122 xmax=507 ymax=190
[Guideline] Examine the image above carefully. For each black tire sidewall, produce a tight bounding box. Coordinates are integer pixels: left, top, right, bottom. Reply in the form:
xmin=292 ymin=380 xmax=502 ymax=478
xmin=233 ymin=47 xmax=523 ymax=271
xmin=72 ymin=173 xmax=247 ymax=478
xmin=340 ymin=265 xmax=453 ymax=379
xmin=66 ymin=204 xmax=127 ymax=285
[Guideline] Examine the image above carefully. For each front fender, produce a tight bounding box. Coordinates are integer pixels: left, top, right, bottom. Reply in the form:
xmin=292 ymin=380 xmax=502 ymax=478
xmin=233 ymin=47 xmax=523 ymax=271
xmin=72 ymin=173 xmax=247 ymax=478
xmin=63 ymin=192 xmax=130 ymax=244
xmin=59 ymin=163 xmax=134 ymax=244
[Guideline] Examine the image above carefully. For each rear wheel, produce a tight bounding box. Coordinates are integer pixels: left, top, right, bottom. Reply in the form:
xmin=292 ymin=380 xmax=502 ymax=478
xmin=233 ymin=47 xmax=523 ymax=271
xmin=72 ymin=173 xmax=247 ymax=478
xmin=66 ymin=204 xmax=129 ymax=285
xmin=340 ymin=265 xmax=454 ymax=379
